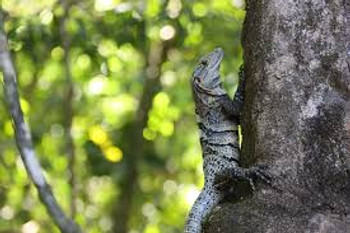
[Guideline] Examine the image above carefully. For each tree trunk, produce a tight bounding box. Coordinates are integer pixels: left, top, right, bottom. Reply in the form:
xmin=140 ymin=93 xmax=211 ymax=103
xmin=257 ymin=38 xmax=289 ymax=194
xmin=205 ymin=1 xmax=350 ymax=232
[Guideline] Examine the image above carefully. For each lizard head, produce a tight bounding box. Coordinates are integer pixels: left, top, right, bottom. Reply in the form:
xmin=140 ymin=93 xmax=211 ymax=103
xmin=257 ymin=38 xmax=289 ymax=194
xmin=191 ymin=48 xmax=226 ymax=100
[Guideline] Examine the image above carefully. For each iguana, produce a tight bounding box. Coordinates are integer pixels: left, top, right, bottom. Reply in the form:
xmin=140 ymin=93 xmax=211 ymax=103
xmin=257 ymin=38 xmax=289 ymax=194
xmin=185 ymin=48 xmax=269 ymax=233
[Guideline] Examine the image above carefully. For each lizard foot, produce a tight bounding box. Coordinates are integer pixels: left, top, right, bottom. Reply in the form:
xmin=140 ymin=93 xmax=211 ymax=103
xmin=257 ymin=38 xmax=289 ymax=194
xmin=214 ymin=164 xmax=271 ymax=191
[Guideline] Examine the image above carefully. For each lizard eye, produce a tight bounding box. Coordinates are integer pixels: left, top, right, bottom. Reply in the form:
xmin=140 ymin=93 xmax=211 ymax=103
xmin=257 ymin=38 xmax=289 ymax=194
xmin=201 ymin=60 xmax=208 ymax=66
xmin=194 ymin=76 xmax=201 ymax=83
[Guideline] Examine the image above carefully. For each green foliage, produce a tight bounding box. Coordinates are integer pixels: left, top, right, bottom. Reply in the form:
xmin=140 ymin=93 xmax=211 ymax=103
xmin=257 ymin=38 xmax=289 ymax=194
xmin=0 ymin=0 xmax=245 ymax=232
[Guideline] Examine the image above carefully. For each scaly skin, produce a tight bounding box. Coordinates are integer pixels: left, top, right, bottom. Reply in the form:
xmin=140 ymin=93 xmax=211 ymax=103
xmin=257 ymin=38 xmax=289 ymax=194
xmin=185 ymin=48 xmax=268 ymax=233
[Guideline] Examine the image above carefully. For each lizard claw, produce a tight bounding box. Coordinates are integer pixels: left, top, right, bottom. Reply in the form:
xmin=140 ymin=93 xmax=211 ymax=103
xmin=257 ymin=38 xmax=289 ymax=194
xmin=246 ymin=164 xmax=272 ymax=185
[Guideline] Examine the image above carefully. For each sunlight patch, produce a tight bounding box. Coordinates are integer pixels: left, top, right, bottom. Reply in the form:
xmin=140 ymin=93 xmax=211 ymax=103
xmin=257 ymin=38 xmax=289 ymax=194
xmin=22 ymin=220 xmax=39 ymax=233
xmin=183 ymin=185 xmax=200 ymax=207
xmin=104 ymin=146 xmax=123 ymax=162
xmin=160 ymin=25 xmax=176 ymax=41
xmin=94 ymin=0 xmax=119 ymax=12
xmin=87 ymin=75 xmax=107 ymax=95
xmin=89 ymin=125 xmax=108 ymax=145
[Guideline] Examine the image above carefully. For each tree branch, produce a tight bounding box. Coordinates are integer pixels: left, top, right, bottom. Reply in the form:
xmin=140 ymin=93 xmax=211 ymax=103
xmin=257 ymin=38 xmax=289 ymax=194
xmin=0 ymin=10 xmax=82 ymax=233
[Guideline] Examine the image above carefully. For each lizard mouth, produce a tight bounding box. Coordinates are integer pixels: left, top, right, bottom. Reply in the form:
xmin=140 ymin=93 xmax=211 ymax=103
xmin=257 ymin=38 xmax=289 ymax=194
xmin=208 ymin=48 xmax=224 ymax=70
xmin=192 ymin=48 xmax=225 ymax=93
xmin=204 ymin=48 xmax=223 ymax=88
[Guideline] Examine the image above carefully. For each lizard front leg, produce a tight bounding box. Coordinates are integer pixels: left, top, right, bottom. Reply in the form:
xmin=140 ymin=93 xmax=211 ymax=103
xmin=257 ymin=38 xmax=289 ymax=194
xmin=220 ymin=67 xmax=245 ymax=118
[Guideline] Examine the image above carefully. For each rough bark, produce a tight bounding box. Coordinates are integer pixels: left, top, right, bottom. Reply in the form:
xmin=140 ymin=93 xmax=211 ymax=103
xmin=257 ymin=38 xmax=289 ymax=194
xmin=206 ymin=1 xmax=350 ymax=232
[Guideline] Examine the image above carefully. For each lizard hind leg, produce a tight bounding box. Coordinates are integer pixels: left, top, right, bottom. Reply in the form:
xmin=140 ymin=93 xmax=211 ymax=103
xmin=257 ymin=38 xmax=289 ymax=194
xmin=214 ymin=164 xmax=271 ymax=192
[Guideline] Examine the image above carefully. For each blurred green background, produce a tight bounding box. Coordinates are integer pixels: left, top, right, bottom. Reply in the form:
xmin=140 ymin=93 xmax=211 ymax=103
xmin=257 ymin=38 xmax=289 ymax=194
xmin=0 ymin=0 xmax=245 ymax=232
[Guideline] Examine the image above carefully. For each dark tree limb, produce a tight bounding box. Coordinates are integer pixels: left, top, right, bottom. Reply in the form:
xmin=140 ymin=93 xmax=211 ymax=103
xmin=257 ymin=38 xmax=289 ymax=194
xmin=112 ymin=1 xmax=174 ymax=231
xmin=112 ymin=40 xmax=172 ymax=233
xmin=0 ymin=10 xmax=83 ymax=233
xmin=59 ymin=0 xmax=77 ymax=218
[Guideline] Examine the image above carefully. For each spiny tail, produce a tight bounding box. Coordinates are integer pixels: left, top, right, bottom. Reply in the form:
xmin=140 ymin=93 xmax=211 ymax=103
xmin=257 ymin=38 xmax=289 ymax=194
xmin=184 ymin=187 xmax=220 ymax=233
